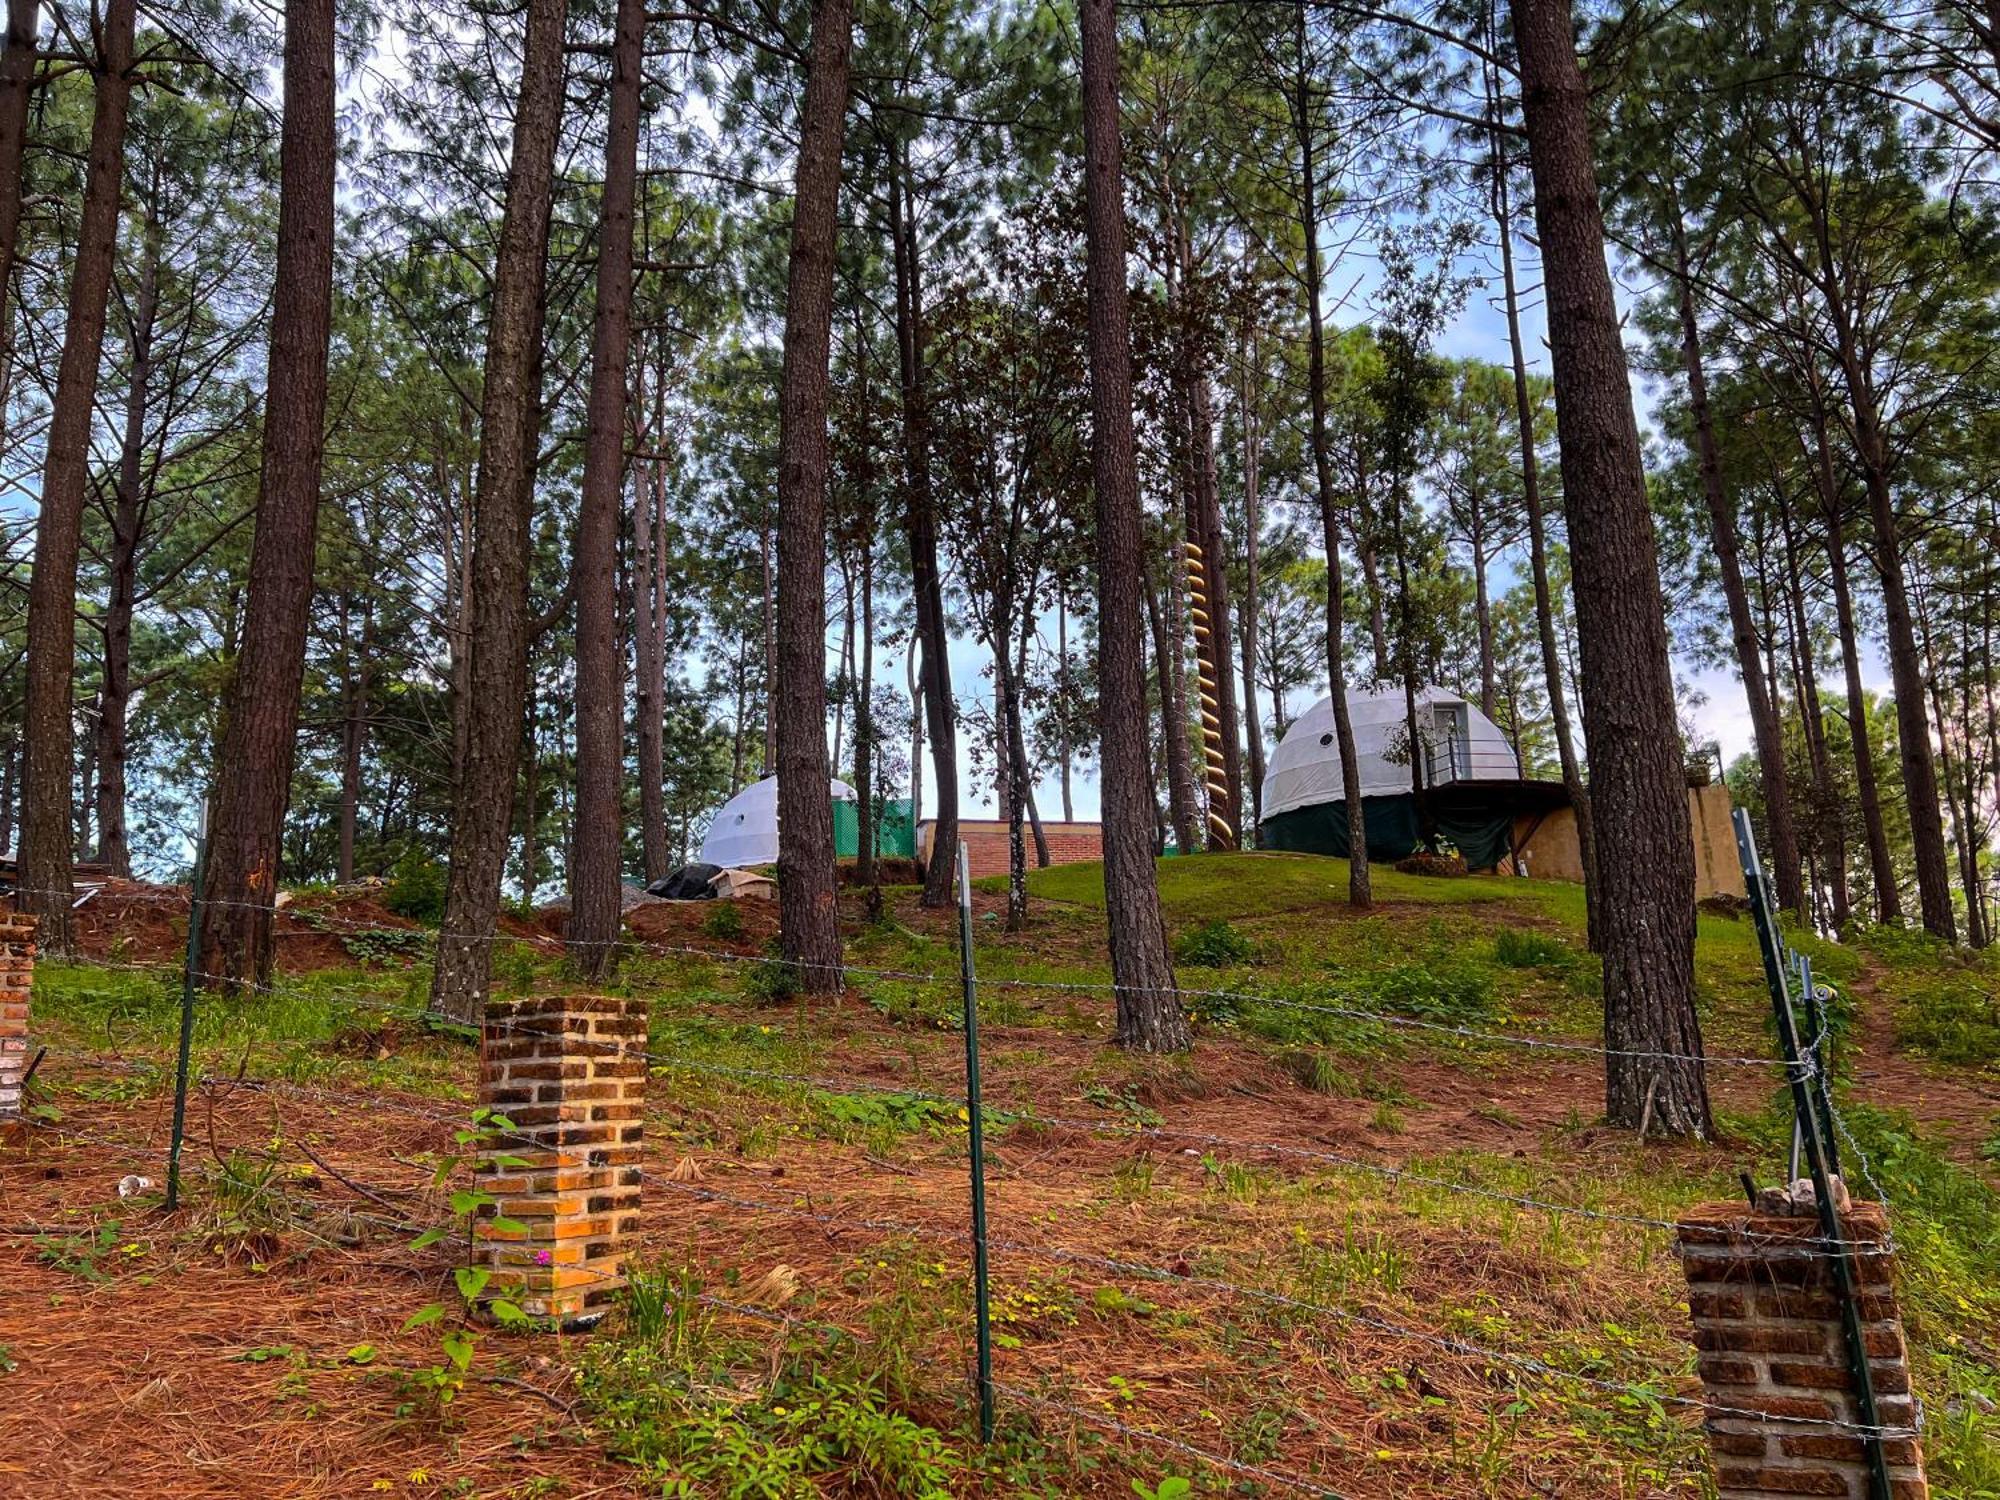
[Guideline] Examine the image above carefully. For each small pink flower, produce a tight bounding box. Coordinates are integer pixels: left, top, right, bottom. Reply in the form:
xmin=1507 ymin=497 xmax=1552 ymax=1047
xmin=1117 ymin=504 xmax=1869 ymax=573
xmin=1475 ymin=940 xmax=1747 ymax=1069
xmin=534 ymin=1249 xmax=553 ymax=1267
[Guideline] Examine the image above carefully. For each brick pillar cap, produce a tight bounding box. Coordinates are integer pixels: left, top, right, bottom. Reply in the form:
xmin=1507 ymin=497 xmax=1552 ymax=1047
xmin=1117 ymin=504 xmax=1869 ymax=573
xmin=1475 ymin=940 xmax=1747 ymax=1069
xmin=1677 ymin=1200 xmax=1889 ymax=1247
xmin=485 ymin=994 xmax=648 ymax=1020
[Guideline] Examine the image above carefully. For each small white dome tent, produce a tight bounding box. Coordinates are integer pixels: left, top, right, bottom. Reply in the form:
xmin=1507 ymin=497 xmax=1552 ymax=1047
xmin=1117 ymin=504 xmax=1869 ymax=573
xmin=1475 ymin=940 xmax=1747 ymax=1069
xmin=1259 ymin=687 xmax=1540 ymax=868
xmin=699 ymin=774 xmax=856 ymax=869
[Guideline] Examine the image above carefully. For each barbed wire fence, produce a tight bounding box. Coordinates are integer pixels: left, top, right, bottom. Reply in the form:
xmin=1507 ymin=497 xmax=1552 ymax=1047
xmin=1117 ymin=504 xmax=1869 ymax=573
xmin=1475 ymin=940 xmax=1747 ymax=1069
xmin=0 ymin=841 xmax=1921 ymax=1494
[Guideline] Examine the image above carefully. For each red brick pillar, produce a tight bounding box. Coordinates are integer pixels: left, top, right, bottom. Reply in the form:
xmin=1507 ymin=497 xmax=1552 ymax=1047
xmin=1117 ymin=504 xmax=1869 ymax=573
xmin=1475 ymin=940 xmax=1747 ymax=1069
xmin=477 ymin=995 xmax=646 ymax=1326
xmin=0 ymin=915 xmax=36 ymax=1122
xmin=1676 ymin=1200 xmax=1927 ymax=1498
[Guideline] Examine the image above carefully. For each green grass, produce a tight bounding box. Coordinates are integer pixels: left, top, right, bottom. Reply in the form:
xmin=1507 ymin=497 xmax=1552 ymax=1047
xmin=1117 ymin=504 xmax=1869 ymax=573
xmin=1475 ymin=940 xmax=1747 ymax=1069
xmin=26 ymin=850 xmax=2000 ymax=1496
xmin=1008 ymin=850 xmax=1530 ymax=922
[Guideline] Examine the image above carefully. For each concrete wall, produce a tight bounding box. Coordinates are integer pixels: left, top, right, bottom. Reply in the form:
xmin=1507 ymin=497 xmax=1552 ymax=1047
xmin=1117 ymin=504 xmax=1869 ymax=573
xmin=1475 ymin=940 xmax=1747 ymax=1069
xmin=1511 ymin=782 xmax=1746 ymax=900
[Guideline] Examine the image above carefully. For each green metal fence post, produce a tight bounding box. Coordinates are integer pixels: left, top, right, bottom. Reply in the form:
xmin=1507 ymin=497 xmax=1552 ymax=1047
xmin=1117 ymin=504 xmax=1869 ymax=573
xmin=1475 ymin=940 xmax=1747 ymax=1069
xmin=165 ymin=798 xmax=210 ymax=1212
xmin=1733 ymin=809 xmax=1891 ymax=1500
xmin=957 ymin=841 xmax=995 ymax=1442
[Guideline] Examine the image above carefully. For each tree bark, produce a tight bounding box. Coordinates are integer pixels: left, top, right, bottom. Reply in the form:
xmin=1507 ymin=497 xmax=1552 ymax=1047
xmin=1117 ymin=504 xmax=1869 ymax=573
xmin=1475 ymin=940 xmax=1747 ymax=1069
xmin=759 ymin=517 xmax=776 ymax=776
xmin=1058 ymin=590 xmax=1076 ymax=822
xmin=337 ymin=595 xmax=371 ymax=883
xmin=1295 ymin=0 xmax=1369 ymax=907
xmin=1145 ymin=568 xmax=1201 ymax=855
xmin=1801 ymin=180 xmax=1956 ymax=938
xmin=1513 ymin=0 xmax=1709 ymax=1136
xmin=1493 ymin=97 xmax=1596 ymax=942
xmin=198 ymin=0 xmax=338 ymax=990
xmin=1237 ymin=336 xmax=1267 ymax=831
xmin=1777 ymin=493 xmax=1847 ymax=931
xmin=19 ymin=0 xmax=137 ymax=949
xmin=0 ymin=0 xmax=40 ymax=335
xmin=1808 ymin=414 xmax=1898 ymax=924
xmin=1175 ymin=232 xmax=1242 ymax=850
xmin=886 ymin=156 xmax=959 ymax=908
xmin=1670 ymin=226 xmax=1806 ymax=919
xmin=856 ymin=534 xmax=880 ymax=918
xmin=430 ymin=0 xmax=569 ymax=1022
xmin=1080 ymin=0 xmax=1185 ymax=1051
xmin=94 ymin=205 xmax=161 ymax=879
xmin=635 ymin=449 xmax=669 ymax=882
xmin=568 ymin=0 xmax=645 ymax=978
xmin=773 ymin=0 xmax=854 ymax=995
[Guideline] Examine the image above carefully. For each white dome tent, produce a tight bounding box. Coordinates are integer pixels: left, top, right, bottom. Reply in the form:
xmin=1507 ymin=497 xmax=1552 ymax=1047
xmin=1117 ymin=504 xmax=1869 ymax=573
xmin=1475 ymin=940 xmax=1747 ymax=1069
xmin=1259 ymin=687 xmax=1538 ymax=868
xmin=698 ymin=774 xmax=857 ymax=869
xmin=1263 ymin=686 xmax=1520 ymax=818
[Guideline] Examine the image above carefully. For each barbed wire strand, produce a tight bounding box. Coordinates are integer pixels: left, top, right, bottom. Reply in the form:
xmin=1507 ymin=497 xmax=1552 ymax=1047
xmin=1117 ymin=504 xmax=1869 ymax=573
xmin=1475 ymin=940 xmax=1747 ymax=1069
xmin=10 ymin=882 xmax=1802 ymax=1069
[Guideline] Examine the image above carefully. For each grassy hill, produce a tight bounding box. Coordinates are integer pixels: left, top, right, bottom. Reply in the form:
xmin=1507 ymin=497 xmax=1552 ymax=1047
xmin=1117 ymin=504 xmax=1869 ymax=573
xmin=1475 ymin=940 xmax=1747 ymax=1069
xmin=9 ymin=852 xmax=1999 ymax=1496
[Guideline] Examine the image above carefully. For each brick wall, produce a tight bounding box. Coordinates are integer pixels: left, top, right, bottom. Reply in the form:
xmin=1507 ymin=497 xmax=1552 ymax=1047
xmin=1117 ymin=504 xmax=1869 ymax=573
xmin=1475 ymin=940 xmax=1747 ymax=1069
xmin=1676 ymin=1201 xmax=1927 ymax=1498
xmin=477 ymin=995 xmax=646 ymax=1326
xmin=0 ymin=915 xmax=34 ymax=1122
xmin=922 ymin=820 xmax=1104 ymax=881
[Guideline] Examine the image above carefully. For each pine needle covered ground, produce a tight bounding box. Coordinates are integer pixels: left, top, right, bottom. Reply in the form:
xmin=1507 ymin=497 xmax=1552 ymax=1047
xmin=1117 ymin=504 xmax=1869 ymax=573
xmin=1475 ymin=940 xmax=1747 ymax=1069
xmin=3 ymin=853 xmax=1997 ymax=1498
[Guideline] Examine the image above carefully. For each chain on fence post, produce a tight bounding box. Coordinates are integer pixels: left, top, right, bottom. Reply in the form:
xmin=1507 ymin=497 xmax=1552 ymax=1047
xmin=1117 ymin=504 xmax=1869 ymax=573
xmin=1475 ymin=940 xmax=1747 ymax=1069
xmin=956 ymin=841 xmax=996 ymax=1442
xmin=1733 ymin=809 xmax=1892 ymax=1500
xmin=165 ymin=796 xmax=211 ymax=1212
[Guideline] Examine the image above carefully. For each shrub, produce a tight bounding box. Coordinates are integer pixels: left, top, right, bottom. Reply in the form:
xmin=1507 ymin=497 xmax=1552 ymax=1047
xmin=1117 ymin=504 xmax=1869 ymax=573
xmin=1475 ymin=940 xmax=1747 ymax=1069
xmin=1493 ymin=928 xmax=1572 ymax=969
xmin=701 ymin=901 xmax=746 ymax=943
xmin=384 ymin=846 xmax=447 ymax=923
xmin=1894 ymin=976 xmax=2000 ymax=1069
xmin=1393 ymin=851 xmax=1466 ymax=878
xmin=1366 ymin=958 xmax=1493 ymax=1021
xmin=743 ymin=955 xmax=802 ymax=1005
xmin=1174 ymin=918 xmax=1252 ymax=968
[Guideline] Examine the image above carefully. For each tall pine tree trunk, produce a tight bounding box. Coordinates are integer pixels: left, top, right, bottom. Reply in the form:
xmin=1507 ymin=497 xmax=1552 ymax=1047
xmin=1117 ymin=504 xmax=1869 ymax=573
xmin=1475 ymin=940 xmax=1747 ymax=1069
xmin=1237 ymin=339 xmax=1266 ymax=831
xmin=0 ymin=0 xmax=40 ymax=338
xmin=1513 ymin=0 xmax=1709 ymax=1136
xmin=1175 ymin=230 xmax=1242 ymax=849
xmin=1144 ymin=568 xmax=1201 ymax=855
xmin=889 ymin=160 xmax=958 ymax=907
xmin=94 ymin=208 xmax=160 ymax=879
xmin=1495 ymin=142 xmax=1595 ymax=937
xmin=773 ymin=0 xmax=854 ymax=995
xmin=19 ymin=0 xmax=137 ymax=949
xmin=1295 ymin=0 xmax=1369 ymax=906
xmin=1809 ymin=411 xmax=1898 ymax=923
xmin=1808 ymin=206 xmax=1955 ymax=938
xmin=430 ymin=0 xmax=569 ymax=1022
xmin=337 ymin=596 xmax=371 ymax=883
xmin=200 ymin=0 xmax=337 ymax=990
xmin=1079 ymin=0 xmax=1185 ymax=1050
xmin=568 ymin=0 xmax=644 ymax=978
xmin=1670 ymin=226 xmax=1805 ymax=918
xmin=1778 ymin=496 xmax=1847 ymax=930
xmin=759 ymin=517 xmax=776 ymax=775
xmin=635 ymin=448 xmax=669 ymax=882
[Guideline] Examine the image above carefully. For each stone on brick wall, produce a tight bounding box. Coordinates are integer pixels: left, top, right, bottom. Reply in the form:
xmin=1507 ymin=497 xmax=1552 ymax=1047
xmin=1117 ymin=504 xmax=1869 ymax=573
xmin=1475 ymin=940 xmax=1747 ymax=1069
xmin=476 ymin=994 xmax=646 ymax=1326
xmin=0 ymin=915 xmax=37 ymax=1122
xmin=1675 ymin=1201 xmax=1927 ymax=1499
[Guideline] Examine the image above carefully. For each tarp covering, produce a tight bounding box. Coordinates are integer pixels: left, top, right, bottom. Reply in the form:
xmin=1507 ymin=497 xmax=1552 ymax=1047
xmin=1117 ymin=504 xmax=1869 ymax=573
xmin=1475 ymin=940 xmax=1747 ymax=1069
xmin=1261 ymin=687 xmax=1522 ymax=818
xmin=646 ymin=863 xmax=722 ymax=900
xmin=698 ymin=775 xmax=857 ymax=869
xmin=832 ymin=797 xmax=916 ymax=859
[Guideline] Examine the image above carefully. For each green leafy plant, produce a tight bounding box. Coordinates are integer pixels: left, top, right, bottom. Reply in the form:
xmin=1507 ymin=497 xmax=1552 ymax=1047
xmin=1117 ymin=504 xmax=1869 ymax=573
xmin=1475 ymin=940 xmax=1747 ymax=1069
xmin=702 ymin=901 xmax=747 ymax=942
xmin=398 ymin=1108 xmax=534 ymax=1421
xmin=1174 ymin=918 xmax=1253 ymax=968
xmin=34 ymin=1220 xmax=123 ymax=1282
xmin=744 ymin=955 xmax=802 ymax=1005
xmin=1133 ymin=1478 xmax=1192 ymax=1500
xmin=384 ymin=845 xmax=448 ymax=923
xmin=1493 ymin=928 xmax=1572 ymax=969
